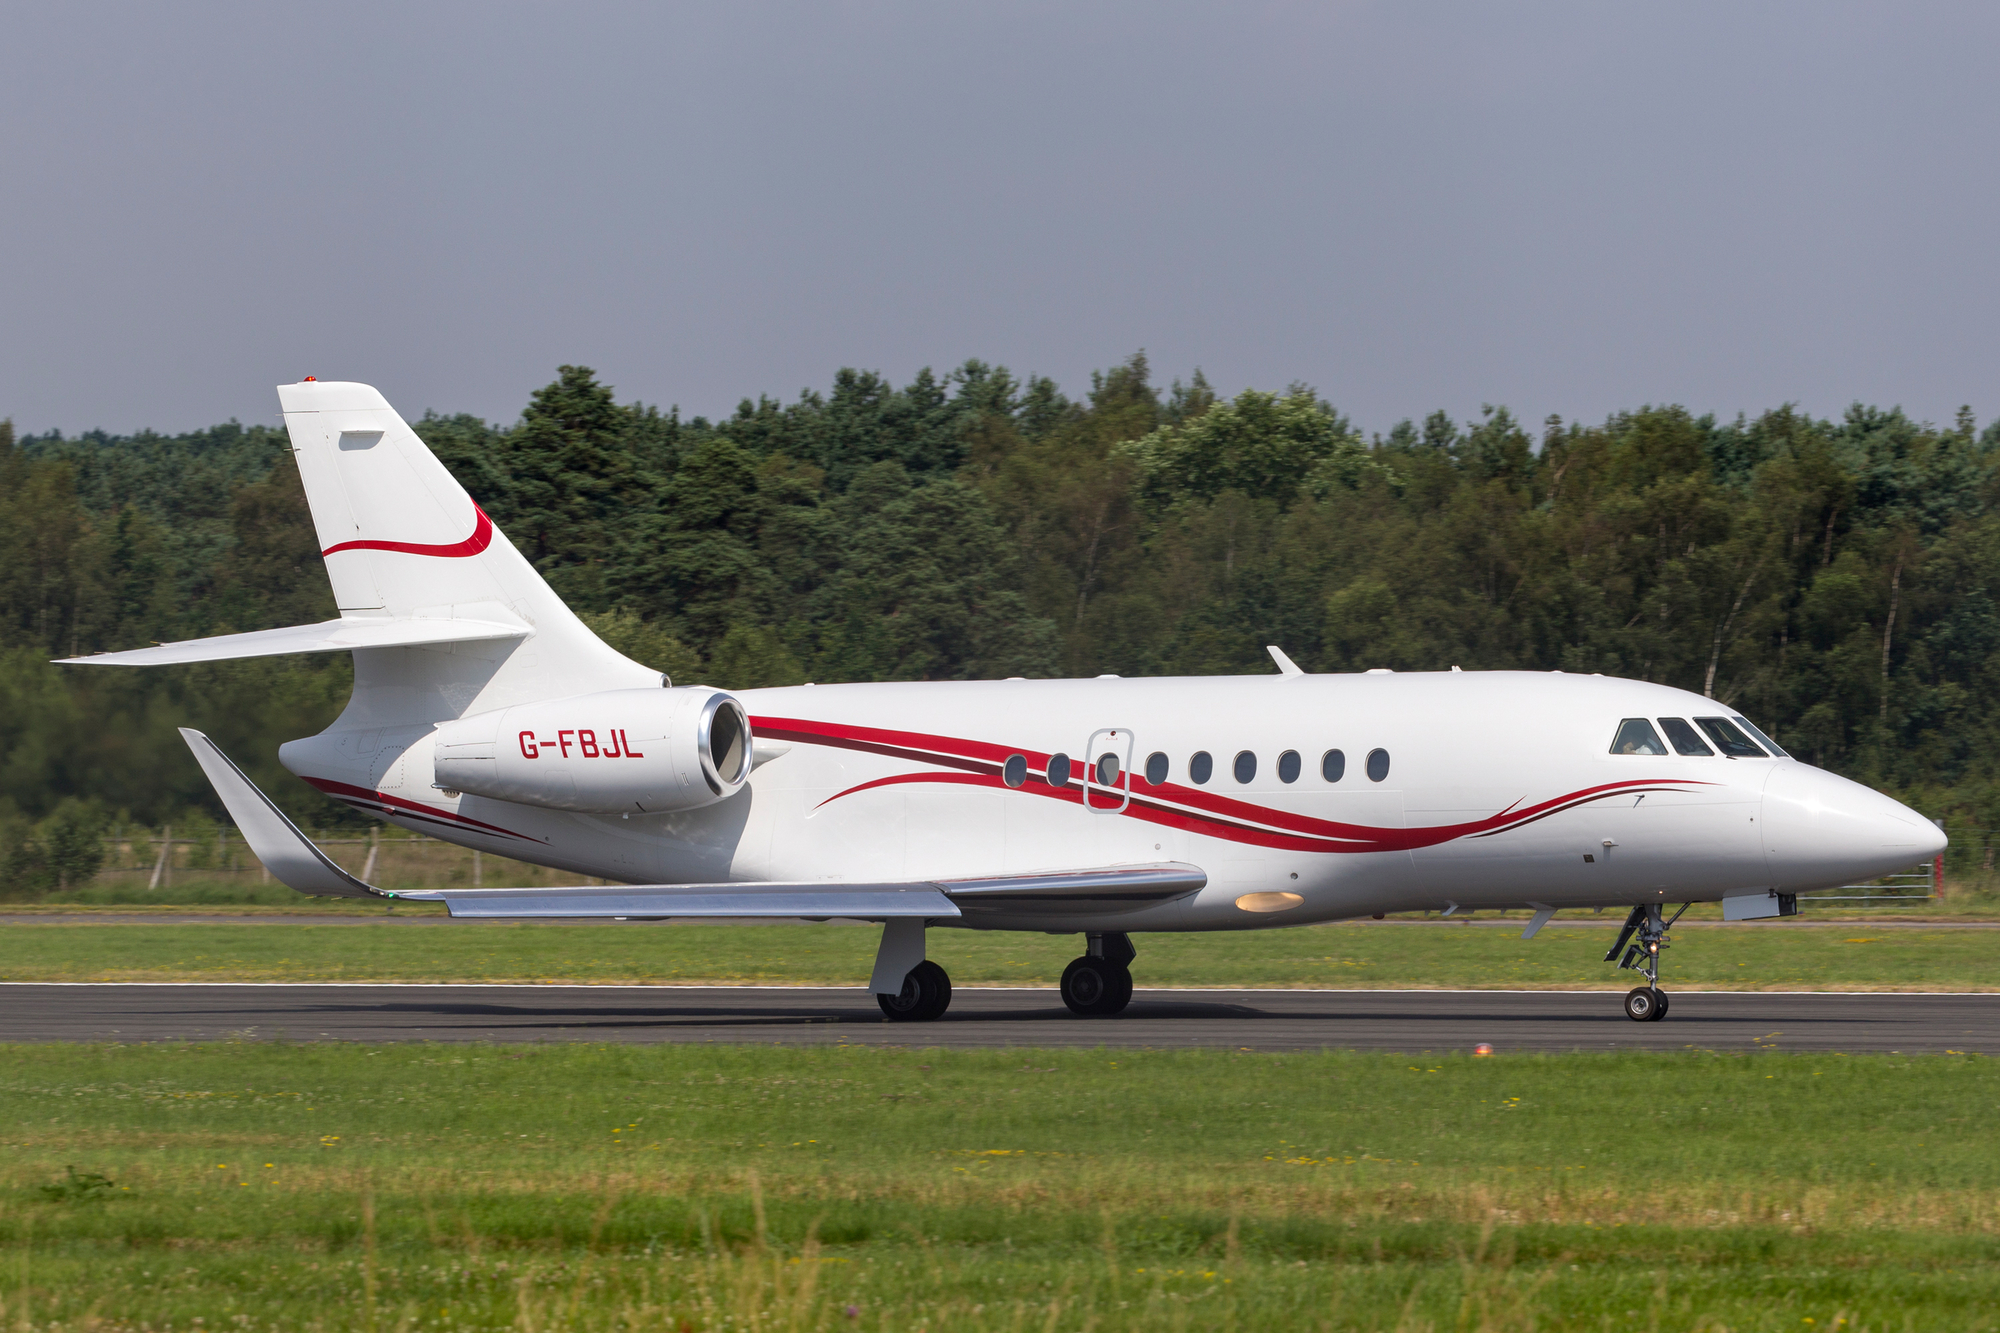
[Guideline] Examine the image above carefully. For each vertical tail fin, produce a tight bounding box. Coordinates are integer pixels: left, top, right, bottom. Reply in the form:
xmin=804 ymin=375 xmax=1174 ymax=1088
xmin=276 ymin=380 xmax=655 ymax=723
xmin=280 ymin=379 xmax=528 ymax=618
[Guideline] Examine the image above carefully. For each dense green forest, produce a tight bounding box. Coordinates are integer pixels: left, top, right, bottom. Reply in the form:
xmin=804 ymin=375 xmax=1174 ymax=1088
xmin=6 ymin=354 xmax=2000 ymax=886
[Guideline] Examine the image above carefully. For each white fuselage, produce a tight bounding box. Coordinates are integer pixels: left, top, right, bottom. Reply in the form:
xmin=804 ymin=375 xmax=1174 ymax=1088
xmin=281 ymin=668 xmax=1942 ymax=934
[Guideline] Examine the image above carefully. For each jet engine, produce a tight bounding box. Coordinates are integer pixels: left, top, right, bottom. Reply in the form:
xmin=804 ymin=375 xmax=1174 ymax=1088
xmin=432 ymin=686 xmax=751 ymax=814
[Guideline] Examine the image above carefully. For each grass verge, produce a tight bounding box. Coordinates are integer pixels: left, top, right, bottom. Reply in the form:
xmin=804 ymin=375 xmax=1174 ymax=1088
xmin=0 ymin=919 xmax=1995 ymax=990
xmin=3 ymin=1042 xmax=1997 ymax=1330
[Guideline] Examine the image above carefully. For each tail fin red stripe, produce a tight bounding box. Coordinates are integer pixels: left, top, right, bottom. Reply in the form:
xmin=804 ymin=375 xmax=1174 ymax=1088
xmin=321 ymin=505 xmax=495 ymax=559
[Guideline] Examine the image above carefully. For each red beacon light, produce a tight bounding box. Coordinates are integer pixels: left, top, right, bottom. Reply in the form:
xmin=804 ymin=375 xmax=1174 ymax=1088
xmin=303 ymin=376 xmax=317 ymax=382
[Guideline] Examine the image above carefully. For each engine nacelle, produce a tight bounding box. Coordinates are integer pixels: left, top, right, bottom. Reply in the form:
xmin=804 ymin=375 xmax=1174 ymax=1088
xmin=432 ymin=686 xmax=751 ymax=814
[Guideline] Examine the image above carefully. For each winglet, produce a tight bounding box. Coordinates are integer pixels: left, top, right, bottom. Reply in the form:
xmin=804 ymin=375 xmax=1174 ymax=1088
xmin=1267 ymin=645 xmax=1305 ymax=676
xmin=177 ymin=729 xmax=383 ymax=898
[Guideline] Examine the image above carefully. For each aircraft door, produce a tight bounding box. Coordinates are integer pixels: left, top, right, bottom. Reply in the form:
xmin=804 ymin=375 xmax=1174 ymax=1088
xmin=1083 ymin=728 xmax=1133 ymax=813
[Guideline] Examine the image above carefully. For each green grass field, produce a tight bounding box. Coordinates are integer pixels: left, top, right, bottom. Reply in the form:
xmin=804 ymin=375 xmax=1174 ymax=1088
xmin=3 ymin=1042 xmax=1996 ymax=1331
xmin=0 ymin=918 xmax=1995 ymax=990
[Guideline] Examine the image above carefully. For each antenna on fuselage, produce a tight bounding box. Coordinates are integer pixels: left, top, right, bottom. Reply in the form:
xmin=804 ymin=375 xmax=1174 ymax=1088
xmin=1266 ymin=645 xmax=1304 ymax=676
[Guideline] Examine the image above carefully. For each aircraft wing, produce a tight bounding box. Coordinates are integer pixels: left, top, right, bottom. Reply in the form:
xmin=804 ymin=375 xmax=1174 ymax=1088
xmin=179 ymin=727 xmax=380 ymax=898
xmin=58 ymin=615 xmax=530 ymax=666
xmin=397 ymin=863 xmax=1205 ymax=920
xmin=178 ymin=729 xmax=1205 ymax=919
xmin=393 ymin=883 xmax=961 ymax=918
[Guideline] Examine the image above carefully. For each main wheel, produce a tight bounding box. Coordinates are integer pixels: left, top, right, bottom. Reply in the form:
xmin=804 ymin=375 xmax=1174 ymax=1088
xmin=1061 ymin=956 xmax=1133 ymax=1017
xmin=1623 ymin=986 xmax=1661 ymax=1022
xmin=878 ymin=960 xmax=952 ymax=1022
xmin=1651 ymin=990 xmax=1670 ymax=1021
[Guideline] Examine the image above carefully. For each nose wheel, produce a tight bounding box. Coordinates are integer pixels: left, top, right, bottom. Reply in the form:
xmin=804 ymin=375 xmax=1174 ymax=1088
xmin=1606 ymin=903 xmax=1685 ymax=1021
xmin=1623 ymin=986 xmax=1669 ymax=1022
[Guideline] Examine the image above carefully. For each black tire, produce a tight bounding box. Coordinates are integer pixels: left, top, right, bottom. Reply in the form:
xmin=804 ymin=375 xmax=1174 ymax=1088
xmin=1105 ymin=963 xmax=1134 ymax=1015
xmin=1650 ymin=989 xmax=1670 ymax=1021
xmin=1061 ymin=956 xmax=1133 ymax=1017
xmin=878 ymin=960 xmax=952 ymax=1022
xmin=1623 ymin=986 xmax=1660 ymax=1022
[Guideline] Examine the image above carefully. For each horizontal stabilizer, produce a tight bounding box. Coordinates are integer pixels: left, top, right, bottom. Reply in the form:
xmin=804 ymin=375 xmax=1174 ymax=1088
xmin=178 ymin=729 xmax=381 ymax=898
xmin=59 ymin=616 xmax=530 ymax=666
xmin=395 ymin=885 xmax=960 ymax=919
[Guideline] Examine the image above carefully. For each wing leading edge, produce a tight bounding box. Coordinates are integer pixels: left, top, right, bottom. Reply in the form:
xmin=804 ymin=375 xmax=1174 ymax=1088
xmin=399 ymin=863 xmax=1205 ymax=919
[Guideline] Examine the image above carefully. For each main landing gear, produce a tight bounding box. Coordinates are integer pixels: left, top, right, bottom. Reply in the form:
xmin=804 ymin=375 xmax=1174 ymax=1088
xmin=873 ymin=918 xmax=953 ymax=1022
xmin=869 ymin=925 xmax=1141 ymax=1021
xmin=877 ymin=959 xmax=953 ymax=1022
xmin=1605 ymin=902 xmax=1688 ymax=1021
xmin=1061 ymin=932 xmax=1135 ymax=1017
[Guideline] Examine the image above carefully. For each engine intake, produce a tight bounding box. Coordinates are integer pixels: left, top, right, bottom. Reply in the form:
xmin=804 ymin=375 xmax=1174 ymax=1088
xmin=432 ymin=686 xmax=750 ymax=814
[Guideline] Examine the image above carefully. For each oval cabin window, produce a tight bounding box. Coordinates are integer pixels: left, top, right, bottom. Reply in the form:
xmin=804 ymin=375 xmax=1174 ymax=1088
xmin=1365 ymin=748 xmax=1390 ymax=782
xmin=1002 ymin=754 xmax=1027 ymax=788
xmin=1046 ymin=753 xmax=1072 ymax=787
xmin=1144 ymin=751 xmax=1169 ymax=785
xmin=1277 ymin=750 xmax=1301 ymax=784
xmin=1189 ymin=751 xmax=1213 ymax=785
xmin=1322 ymin=749 xmax=1345 ymax=782
xmin=1234 ymin=751 xmax=1257 ymax=783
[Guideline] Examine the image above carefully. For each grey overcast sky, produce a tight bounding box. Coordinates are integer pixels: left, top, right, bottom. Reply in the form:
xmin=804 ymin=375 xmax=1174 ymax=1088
xmin=2 ymin=1 xmax=1995 ymax=439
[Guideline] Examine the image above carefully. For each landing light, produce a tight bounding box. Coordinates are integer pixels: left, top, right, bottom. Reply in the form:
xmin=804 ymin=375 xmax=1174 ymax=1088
xmin=1235 ymin=892 xmax=1303 ymax=913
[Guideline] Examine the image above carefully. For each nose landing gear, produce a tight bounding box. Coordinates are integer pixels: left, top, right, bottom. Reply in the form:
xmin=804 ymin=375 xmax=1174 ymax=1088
xmin=1623 ymin=985 xmax=1667 ymax=1021
xmin=1061 ymin=932 xmax=1135 ymax=1017
xmin=1606 ymin=903 xmax=1686 ymax=1022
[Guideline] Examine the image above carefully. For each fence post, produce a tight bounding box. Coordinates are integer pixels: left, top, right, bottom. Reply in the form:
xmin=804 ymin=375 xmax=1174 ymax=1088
xmin=1934 ymin=817 xmax=1946 ymax=900
xmin=148 ymin=825 xmax=171 ymax=891
xmin=472 ymin=849 xmax=482 ymax=889
xmin=361 ymin=825 xmax=380 ymax=884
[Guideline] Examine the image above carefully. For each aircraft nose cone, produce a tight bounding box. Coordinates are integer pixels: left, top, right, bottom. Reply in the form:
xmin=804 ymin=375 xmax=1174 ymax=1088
xmin=1761 ymin=762 xmax=1944 ymax=891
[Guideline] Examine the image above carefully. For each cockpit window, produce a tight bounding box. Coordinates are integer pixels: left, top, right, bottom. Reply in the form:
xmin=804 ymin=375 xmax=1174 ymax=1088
xmin=1695 ymin=717 xmax=1767 ymax=757
xmin=1732 ymin=715 xmax=1788 ymax=758
xmin=1657 ymin=718 xmax=1714 ymax=756
xmin=1610 ymin=719 xmax=1667 ymax=755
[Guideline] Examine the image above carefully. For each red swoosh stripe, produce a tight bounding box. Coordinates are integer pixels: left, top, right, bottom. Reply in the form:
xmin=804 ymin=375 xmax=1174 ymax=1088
xmin=751 ymin=715 xmax=1715 ymax=855
xmin=302 ymin=776 xmax=546 ymax=843
xmin=321 ymin=505 xmax=495 ymax=559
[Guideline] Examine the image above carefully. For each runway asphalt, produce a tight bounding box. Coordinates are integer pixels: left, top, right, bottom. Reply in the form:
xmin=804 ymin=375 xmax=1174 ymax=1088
xmin=0 ymin=984 xmax=1992 ymax=1052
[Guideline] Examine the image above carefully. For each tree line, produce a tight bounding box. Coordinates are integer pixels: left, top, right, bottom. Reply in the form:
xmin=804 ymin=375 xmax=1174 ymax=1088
xmin=5 ymin=354 xmax=1998 ymax=889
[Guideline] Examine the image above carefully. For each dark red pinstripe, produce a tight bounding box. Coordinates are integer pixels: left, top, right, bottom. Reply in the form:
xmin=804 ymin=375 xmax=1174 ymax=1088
xmin=301 ymin=776 xmax=546 ymax=843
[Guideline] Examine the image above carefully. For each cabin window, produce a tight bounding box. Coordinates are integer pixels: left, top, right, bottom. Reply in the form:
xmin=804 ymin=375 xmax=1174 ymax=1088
xmin=1145 ymin=751 xmax=1169 ymax=785
xmin=1234 ymin=751 xmax=1257 ymax=783
xmin=1277 ymin=750 xmax=1302 ymax=783
xmin=1046 ymin=753 xmax=1073 ymax=787
xmin=1366 ymin=748 xmax=1391 ymax=782
xmin=1610 ymin=718 xmax=1668 ymax=755
xmin=1003 ymin=754 xmax=1027 ymax=787
xmin=1095 ymin=752 xmax=1121 ymax=786
xmin=1696 ymin=717 xmax=1766 ymax=757
xmin=1190 ymin=751 xmax=1214 ymax=784
xmin=1656 ymin=718 xmax=1711 ymax=756
xmin=1321 ymin=749 xmax=1345 ymax=782
xmin=1733 ymin=715 xmax=1788 ymax=758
